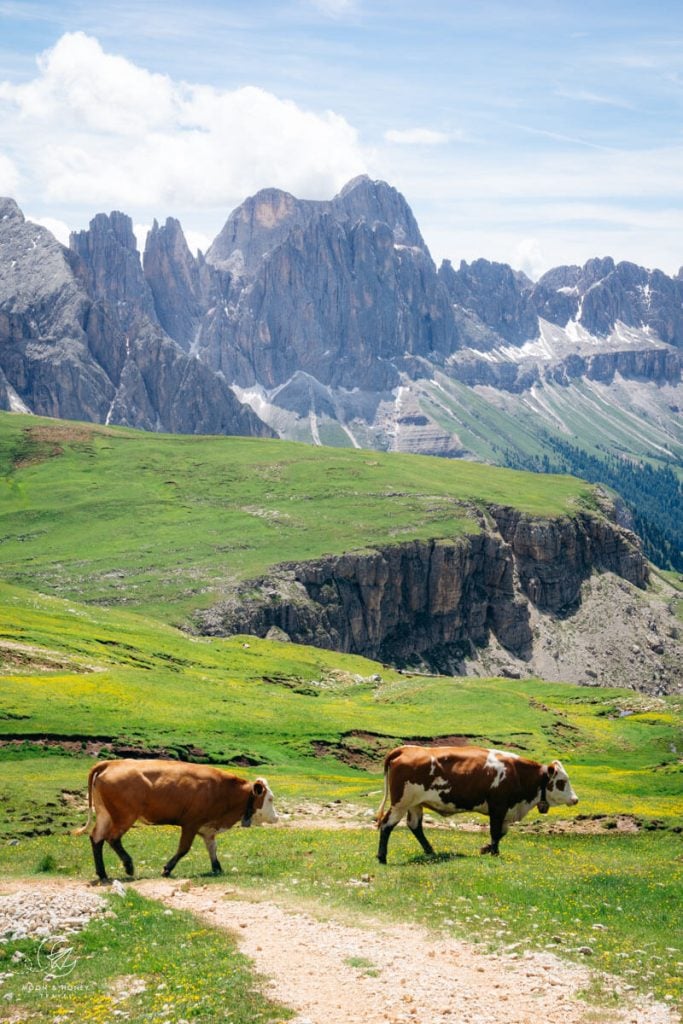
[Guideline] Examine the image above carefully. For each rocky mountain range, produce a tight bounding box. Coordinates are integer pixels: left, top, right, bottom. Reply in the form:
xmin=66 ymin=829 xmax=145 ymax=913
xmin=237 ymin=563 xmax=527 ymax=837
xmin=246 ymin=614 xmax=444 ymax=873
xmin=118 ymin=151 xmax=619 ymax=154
xmin=0 ymin=199 xmax=272 ymax=437
xmin=1 ymin=177 xmax=681 ymax=476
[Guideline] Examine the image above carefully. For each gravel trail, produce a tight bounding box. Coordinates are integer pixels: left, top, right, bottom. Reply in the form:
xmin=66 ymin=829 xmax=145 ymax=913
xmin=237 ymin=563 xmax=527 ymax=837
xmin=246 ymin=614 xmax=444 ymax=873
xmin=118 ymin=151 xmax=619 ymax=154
xmin=137 ymin=879 xmax=679 ymax=1024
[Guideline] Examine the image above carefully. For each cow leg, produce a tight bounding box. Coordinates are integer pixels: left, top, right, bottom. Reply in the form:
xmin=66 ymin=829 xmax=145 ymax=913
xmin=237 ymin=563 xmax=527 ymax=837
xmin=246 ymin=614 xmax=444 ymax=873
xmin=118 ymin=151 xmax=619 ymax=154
xmin=162 ymin=826 xmax=196 ymax=877
xmin=108 ymin=836 xmax=134 ymax=877
xmin=89 ymin=810 xmax=115 ymax=882
xmin=481 ymin=812 xmax=507 ymax=855
xmin=200 ymin=831 xmax=222 ymax=875
xmin=406 ymin=808 xmax=435 ymax=858
xmin=90 ymin=837 xmax=108 ymax=882
xmin=377 ymin=805 xmax=405 ymax=864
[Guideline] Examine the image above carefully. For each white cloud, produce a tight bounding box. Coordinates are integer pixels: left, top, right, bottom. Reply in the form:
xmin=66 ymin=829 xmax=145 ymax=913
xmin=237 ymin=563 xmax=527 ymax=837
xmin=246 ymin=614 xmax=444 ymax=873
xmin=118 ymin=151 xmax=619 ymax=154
xmin=0 ymin=153 xmax=20 ymax=196
xmin=554 ymin=88 xmax=636 ymax=111
xmin=132 ymin=221 xmax=210 ymax=257
xmin=27 ymin=215 xmax=70 ymax=245
xmin=133 ymin=223 xmax=151 ymax=254
xmin=0 ymin=32 xmax=367 ymax=213
xmin=512 ymin=238 xmax=545 ymax=281
xmin=308 ymin=0 xmax=357 ymax=15
xmin=184 ymin=229 xmax=212 ymax=257
xmin=384 ymin=128 xmax=450 ymax=146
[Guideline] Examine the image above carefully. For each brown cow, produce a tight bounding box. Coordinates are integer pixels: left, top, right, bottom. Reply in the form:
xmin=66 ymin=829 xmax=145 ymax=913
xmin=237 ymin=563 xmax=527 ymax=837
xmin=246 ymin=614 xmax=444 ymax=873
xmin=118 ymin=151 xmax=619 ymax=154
xmin=74 ymin=759 xmax=278 ymax=881
xmin=376 ymin=745 xmax=578 ymax=863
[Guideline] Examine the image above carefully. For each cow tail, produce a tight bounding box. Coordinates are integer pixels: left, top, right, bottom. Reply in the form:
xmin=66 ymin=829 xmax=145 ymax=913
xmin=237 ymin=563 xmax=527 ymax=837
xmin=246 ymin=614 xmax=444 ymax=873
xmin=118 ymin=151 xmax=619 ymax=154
xmin=72 ymin=762 xmax=106 ymax=836
xmin=375 ymin=749 xmax=397 ymax=827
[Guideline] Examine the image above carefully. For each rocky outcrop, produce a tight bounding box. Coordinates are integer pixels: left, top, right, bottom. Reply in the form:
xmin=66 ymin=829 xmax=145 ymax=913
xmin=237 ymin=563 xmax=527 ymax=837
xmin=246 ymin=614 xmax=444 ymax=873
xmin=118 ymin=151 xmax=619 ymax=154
xmin=202 ymin=209 xmax=456 ymax=391
xmin=207 ymin=187 xmax=327 ymax=278
xmin=71 ymin=211 xmax=157 ymax=328
xmin=206 ymin=175 xmax=428 ymax=280
xmin=0 ymin=197 xmax=115 ymax=422
xmin=195 ymin=506 xmax=648 ymax=672
xmin=446 ymin=345 xmax=681 ymax=390
xmin=446 ymin=354 xmax=541 ymax=391
xmin=439 ymin=258 xmax=538 ymax=348
xmin=488 ymin=506 xmax=648 ymax=609
xmin=143 ymin=217 xmax=218 ymax=351
xmin=531 ymin=258 xmax=683 ymax=344
xmin=0 ymin=198 xmax=273 ymax=437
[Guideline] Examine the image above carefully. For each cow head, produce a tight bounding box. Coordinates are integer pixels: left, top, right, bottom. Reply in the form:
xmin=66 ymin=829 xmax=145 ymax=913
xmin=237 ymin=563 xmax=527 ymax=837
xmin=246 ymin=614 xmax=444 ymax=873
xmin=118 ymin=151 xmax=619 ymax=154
xmin=249 ymin=778 xmax=278 ymax=825
xmin=542 ymin=760 xmax=579 ymax=810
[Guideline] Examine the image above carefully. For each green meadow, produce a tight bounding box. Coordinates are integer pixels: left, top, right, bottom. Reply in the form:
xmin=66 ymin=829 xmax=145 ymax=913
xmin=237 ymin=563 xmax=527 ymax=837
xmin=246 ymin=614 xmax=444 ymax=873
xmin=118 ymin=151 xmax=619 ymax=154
xmin=0 ymin=411 xmax=592 ymax=622
xmin=1 ymin=412 xmax=682 ymax=1019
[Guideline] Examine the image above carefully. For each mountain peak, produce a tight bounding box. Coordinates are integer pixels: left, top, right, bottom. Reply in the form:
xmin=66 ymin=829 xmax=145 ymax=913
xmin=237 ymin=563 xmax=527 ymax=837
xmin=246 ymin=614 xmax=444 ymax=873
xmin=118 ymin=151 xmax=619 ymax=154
xmin=206 ymin=187 xmax=320 ymax=276
xmin=333 ymin=176 xmax=427 ymax=252
xmin=0 ymin=197 xmax=24 ymax=225
xmin=337 ymin=174 xmax=373 ymax=198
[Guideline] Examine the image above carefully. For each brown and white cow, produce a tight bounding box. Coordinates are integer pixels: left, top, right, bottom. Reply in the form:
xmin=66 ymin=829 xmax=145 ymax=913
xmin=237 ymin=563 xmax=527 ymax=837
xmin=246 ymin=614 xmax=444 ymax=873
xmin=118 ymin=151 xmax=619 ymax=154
xmin=376 ymin=744 xmax=578 ymax=863
xmin=74 ymin=759 xmax=278 ymax=881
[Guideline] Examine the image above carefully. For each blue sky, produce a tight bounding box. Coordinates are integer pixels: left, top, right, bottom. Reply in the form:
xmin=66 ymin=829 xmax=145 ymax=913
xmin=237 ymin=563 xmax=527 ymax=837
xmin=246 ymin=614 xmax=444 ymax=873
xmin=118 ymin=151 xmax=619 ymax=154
xmin=1 ymin=0 xmax=682 ymax=277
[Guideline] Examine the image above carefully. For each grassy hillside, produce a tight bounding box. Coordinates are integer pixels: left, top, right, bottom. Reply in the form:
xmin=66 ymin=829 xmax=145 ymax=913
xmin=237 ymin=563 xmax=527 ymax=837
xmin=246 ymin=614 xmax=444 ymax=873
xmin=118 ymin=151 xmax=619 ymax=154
xmin=1 ymin=579 xmax=682 ymax=1010
xmin=0 ymin=412 xmax=593 ymax=623
xmin=2 ymin=413 xmax=682 ymax=1014
xmin=419 ymin=374 xmax=683 ymax=473
xmin=418 ymin=374 xmax=683 ymax=570
xmin=2 ymin=579 xmax=681 ymax=839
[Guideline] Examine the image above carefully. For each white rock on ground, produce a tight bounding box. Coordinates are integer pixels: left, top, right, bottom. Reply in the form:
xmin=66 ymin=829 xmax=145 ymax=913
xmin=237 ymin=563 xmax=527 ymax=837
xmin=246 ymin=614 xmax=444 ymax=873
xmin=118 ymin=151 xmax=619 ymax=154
xmin=0 ymin=885 xmax=106 ymax=942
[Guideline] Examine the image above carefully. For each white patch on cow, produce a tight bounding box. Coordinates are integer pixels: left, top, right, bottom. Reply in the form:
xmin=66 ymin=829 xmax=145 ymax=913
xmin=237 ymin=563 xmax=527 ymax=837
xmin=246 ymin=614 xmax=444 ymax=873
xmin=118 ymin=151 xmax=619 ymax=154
xmin=484 ymin=749 xmax=515 ymax=788
xmin=252 ymin=782 xmax=279 ymax=825
xmin=398 ymin=778 xmax=466 ymax=816
xmin=504 ymin=798 xmax=537 ymax=825
xmin=429 ymin=757 xmax=437 ymax=777
xmin=546 ymin=760 xmax=579 ymax=807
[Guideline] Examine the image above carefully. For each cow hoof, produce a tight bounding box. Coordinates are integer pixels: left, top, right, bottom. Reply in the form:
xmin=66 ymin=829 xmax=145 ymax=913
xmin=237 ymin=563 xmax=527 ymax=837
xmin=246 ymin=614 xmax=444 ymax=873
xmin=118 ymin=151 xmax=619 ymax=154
xmin=479 ymin=844 xmax=492 ymax=855
xmin=92 ymin=876 xmax=110 ymax=886
xmin=125 ymin=865 xmax=135 ymax=877
xmin=162 ymin=869 xmax=173 ymax=878
xmin=377 ymin=856 xmax=387 ymax=865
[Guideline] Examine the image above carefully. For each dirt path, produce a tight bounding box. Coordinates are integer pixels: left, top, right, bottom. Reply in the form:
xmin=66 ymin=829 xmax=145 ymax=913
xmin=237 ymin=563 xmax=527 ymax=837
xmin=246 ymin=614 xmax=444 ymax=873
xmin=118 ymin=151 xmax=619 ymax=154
xmin=137 ymin=879 xmax=678 ymax=1024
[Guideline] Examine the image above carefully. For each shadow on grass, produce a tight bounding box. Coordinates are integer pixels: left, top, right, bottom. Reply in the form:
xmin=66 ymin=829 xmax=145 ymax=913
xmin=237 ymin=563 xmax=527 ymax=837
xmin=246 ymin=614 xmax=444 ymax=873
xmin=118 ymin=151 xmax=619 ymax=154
xmin=392 ymin=850 xmax=470 ymax=866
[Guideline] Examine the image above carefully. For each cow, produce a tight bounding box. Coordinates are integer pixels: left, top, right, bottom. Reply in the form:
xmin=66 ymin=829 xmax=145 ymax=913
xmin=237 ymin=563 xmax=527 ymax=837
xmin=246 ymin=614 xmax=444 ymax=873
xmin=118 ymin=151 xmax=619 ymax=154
xmin=376 ymin=744 xmax=578 ymax=863
xmin=73 ymin=759 xmax=278 ymax=882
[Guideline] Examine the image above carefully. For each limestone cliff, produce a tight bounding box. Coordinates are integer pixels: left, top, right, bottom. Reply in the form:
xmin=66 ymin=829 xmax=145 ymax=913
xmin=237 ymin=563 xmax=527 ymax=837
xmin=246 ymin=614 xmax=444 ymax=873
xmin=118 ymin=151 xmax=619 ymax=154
xmin=195 ymin=503 xmax=651 ymax=680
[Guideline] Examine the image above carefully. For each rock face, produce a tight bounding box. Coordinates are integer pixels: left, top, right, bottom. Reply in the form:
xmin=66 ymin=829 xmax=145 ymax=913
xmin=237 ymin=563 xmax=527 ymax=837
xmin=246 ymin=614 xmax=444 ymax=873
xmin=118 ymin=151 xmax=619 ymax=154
xmin=0 ymin=199 xmax=273 ymax=437
xmin=1 ymin=178 xmax=681 ymax=473
xmin=439 ymin=258 xmax=538 ymax=348
xmin=143 ymin=217 xmax=217 ymax=351
xmin=134 ymin=177 xmax=681 ymax=467
xmin=196 ymin=505 xmax=648 ymax=675
xmin=0 ymin=198 xmax=113 ymax=421
xmin=206 ymin=175 xmax=427 ymax=280
xmin=531 ymin=258 xmax=683 ymax=343
xmin=196 ymin=176 xmax=454 ymax=391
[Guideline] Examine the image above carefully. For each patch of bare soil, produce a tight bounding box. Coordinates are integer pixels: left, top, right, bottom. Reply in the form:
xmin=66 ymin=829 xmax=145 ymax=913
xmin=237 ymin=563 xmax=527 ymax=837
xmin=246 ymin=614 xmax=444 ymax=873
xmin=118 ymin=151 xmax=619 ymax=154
xmin=467 ymin=572 xmax=683 ymax=695
xmin=12 ymin=424 xmax=98 ymax=469
xmin=0 ymin=640 xmax=93 ymax=675
xmin=137 ymin=880 xmax=679 ymax=1024
xmin=27 ymin=425 xmax=96 ymax=445
xmin=0 ymin=736 xmax=217 ymax=763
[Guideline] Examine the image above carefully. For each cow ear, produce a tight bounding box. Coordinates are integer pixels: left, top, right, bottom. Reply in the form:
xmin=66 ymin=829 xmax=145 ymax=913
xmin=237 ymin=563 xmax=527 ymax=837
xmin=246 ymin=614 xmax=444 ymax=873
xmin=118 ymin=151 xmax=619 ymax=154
xmin=253 ymin=780 xmax=265 ymax=797
xmin=546 ymin=763 xmax=557 ymax=779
